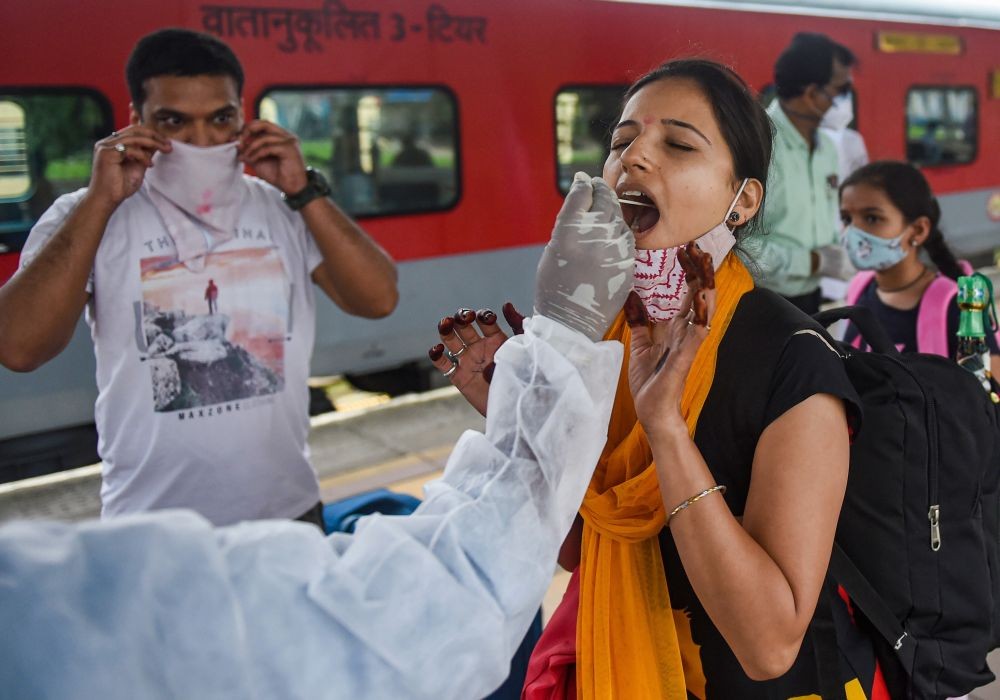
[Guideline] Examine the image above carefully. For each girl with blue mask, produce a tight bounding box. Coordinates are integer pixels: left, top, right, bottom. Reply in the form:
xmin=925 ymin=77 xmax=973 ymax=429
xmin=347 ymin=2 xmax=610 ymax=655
xmin=840 ymin=161 xmax=1000 ymax=376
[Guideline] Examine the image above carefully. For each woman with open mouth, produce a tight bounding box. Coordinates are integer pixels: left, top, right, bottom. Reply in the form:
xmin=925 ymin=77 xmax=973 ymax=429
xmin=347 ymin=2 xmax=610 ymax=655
xmin=433 ymin=59 xmax=871 ymax=700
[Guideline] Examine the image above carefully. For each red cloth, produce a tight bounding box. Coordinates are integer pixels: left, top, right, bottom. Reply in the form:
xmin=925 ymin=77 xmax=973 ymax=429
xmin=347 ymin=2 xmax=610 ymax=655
xmin=837 ymin=585 xmax=891 ymax=700
xmin=521 ymin=568 xmax=579 ymax=700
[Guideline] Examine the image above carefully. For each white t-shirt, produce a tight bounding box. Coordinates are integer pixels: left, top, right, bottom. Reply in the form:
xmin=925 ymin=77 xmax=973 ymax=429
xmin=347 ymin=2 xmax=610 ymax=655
xmin=21 ymin=177 xmax=324 ymax=525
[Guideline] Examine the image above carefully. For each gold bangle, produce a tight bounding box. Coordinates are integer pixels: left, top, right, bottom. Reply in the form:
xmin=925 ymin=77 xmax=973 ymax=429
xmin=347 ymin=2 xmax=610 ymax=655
xmin=666 ymin=485 xmax=726 ymax=526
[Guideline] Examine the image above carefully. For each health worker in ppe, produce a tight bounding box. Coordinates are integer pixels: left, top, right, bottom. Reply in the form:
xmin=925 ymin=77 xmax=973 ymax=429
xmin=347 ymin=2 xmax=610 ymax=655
xmin=0 ymin=172 xmax=635 ymax=700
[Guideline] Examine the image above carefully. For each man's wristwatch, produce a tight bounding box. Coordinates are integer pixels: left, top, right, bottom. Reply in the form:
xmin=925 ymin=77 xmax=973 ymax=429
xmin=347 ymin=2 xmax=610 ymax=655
xmin=282 ymin=167 xmax=332 ymax=211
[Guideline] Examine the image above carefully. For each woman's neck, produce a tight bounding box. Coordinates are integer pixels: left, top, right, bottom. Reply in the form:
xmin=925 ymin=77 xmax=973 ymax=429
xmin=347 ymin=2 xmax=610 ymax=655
xmin=874 ymin=258 xmax=932 ymax=310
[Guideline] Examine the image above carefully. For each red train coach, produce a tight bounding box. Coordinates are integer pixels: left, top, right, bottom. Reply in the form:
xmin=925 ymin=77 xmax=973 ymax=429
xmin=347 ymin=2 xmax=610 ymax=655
xmin=1 ymin=0 xmax=998 ymax=473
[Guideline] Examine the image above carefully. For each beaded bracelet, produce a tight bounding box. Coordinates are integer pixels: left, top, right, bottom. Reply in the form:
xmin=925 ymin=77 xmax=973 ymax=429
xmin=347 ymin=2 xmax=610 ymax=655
xmin=666 ymin=485 xmax=726 ymax=526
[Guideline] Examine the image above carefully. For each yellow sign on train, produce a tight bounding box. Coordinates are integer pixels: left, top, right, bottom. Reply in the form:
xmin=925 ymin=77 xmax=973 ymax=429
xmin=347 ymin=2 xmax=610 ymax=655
xmin=877 ymin=32 xmax=963 ymax=55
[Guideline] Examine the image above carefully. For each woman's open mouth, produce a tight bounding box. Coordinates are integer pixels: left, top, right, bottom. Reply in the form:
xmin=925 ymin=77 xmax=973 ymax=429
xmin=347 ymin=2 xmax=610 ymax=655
xmin=618 ymin=190 xmax=661 ymax=236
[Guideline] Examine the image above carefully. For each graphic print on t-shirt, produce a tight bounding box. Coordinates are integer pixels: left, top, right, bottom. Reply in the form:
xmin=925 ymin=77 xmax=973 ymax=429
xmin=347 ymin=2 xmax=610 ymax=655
xmin=139 ymin=246 xmax=288 ymax=412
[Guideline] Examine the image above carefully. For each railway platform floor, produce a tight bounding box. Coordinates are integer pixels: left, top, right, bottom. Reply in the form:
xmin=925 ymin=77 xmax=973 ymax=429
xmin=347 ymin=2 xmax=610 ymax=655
xmin=2 ymin=380 xmax=1000 ymax=698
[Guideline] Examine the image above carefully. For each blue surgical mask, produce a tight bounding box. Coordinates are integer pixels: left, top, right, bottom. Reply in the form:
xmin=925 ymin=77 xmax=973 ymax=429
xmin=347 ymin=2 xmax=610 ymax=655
xmin=841 ymin=224 xmax=907 ymax=271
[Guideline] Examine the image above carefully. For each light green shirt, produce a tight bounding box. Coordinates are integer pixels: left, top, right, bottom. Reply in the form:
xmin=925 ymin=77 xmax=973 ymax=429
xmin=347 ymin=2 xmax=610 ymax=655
xmin=753 ymin=101 xmax=841 ymax=298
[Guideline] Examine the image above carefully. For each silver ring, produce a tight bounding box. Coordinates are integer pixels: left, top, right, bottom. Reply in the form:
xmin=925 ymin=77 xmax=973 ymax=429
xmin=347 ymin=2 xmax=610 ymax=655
xmin=452 ymin=345 xmax=468 ymax=358
xmin=114 ymin=143 xmax=126 ymax=154
xmin=687 ymin=319 xmax=695 ymax=327
xmin=111 ymin=130 xmax=119 ymax=137
xmin=443 ymin=364 xmax=458 ymax=378
xmin=705 ymin=323 xmax=712 ymax=332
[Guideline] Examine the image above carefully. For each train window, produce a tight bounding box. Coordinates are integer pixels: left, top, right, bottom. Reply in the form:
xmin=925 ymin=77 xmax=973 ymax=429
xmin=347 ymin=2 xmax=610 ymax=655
xmin=555 ymin=86 xmax=626 ymax=194
xmin=258 ymin=87 xmax=459 ymax=217
xmin=905 ymin=86 xmax=977 ymax=167
xmin=0 ymin=90 xmax=110 ymax=254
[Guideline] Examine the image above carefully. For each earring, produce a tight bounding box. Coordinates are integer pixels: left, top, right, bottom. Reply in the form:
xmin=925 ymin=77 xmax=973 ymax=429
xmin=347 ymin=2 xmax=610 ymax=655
xmin=729 ymin=211 xmax=740 ymax=223
xmin=912 ymin=240 xmax=920 ymax=247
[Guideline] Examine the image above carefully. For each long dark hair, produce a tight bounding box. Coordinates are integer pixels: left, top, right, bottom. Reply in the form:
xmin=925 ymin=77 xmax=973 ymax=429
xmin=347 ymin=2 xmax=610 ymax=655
xmin=624 ymin=58 xmax=774 ymax=244
xmin=840 ymin=161 xmax=963 ymax=280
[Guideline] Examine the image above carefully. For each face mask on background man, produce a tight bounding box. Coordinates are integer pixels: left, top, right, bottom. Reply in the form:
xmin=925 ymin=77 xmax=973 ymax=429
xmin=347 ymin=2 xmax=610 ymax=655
xmin=820 ymin=93 xmax=854 ymax=132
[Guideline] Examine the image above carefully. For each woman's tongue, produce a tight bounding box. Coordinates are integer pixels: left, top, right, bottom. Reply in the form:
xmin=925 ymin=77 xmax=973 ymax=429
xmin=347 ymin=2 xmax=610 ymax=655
xmin=630 ymin=206 xmax=661 ymax=235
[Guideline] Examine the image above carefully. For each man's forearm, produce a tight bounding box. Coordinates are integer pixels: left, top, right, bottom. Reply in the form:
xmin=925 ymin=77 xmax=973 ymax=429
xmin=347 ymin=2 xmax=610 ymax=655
xmin=0 ymin=193 xmax=113 ymax=371
xmin=301 ymin=196 xmax=398 ymax=318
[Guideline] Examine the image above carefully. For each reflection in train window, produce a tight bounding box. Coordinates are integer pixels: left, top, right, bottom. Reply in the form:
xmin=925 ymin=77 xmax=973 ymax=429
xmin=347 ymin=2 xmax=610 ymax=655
xmin=905 ymin=86 xmax=977 ymax=167
xmin=0 ymin=90 xmax=110 ymax=254
xmin=259 ymin=87 xmax=459 ymax=217
xmin=554 ymin=86 xmax=626 ymax=194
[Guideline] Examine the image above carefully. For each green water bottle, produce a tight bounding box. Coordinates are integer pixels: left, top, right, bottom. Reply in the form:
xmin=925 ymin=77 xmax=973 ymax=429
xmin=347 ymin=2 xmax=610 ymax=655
xmin=956 ymin=274 xmax=999 ymax=403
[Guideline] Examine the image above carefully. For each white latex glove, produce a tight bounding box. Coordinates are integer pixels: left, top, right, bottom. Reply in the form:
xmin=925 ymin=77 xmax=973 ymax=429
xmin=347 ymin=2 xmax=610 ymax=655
xmin=534 ymin=172 xmax=635 ymax=341
xmin=814 ymin=243 xmax=856 ymax=281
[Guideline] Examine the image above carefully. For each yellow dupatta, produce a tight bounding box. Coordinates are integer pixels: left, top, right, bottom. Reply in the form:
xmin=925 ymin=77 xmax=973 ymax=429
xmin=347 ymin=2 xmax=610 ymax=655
xmin=576 ymin=254 xmax=755 ymax=699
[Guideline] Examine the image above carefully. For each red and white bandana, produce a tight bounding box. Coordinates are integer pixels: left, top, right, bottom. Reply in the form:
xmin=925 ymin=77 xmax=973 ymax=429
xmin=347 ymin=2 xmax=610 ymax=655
xmin=633 ymin=247 xmax=687 ymax=322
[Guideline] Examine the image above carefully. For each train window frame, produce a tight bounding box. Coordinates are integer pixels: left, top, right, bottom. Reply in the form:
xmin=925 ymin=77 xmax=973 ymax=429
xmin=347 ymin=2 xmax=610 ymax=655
xmin=253 ymin=83 xmax=462 ymax=220
xmin=0 ymin=86 xmax=113 ymax=254
xmin=552 ymin=84 xmax=628 ymax=196
xmin=904 ymin=84 xmax=978 ymax=168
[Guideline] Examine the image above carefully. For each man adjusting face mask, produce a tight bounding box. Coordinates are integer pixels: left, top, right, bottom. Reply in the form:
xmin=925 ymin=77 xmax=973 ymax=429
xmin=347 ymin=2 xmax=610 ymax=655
xmin=144 ymin=140 xmax=248 ymax=272
xmin=633 ymin=179 xmax=748 ymax=322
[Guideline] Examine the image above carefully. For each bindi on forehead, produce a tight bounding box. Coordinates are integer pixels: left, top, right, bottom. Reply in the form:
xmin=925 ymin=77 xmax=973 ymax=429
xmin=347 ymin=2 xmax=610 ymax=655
xmin=642 ymin=117 xmax=654 ymax=125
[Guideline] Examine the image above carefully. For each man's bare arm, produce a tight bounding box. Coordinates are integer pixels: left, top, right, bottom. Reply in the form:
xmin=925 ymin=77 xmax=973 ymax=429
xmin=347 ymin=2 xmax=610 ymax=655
xmin=0 ymin=128 xmax=169 ymax=371
xmin=302 ymin=197 xmax=398 ymax=318
xmin=238 ymin=120 xmax=398 ymax=319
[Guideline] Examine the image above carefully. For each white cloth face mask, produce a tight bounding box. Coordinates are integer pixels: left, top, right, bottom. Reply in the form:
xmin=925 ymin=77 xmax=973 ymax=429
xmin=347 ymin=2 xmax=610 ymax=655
xmin=820 ymin=93 xmax=854 ymax=132
xmin=144 ymin=140 xmax=248 ymax=271
xmin=633 ymin=178 xmax=747 ymax=322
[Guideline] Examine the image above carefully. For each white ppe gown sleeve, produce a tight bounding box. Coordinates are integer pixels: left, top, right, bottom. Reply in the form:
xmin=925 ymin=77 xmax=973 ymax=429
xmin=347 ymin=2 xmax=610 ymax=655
xmin=0 ymin=315 xmax=622 ymax=700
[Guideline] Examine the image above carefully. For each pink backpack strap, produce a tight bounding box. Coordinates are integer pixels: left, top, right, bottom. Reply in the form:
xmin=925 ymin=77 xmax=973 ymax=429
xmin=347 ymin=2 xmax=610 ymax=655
xmin=845 ymin=272 xmax=876 ymax=350
xmin=917 ymin=274 xmax=957 ymax=357
xmin=846 ymin=271 xmax=875 ymax=306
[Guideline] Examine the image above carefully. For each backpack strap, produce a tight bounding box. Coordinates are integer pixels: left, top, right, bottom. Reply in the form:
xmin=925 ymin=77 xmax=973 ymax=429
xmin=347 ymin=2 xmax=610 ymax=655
xmin=815 ymin=306 xmax=896 ymax=355
xmin=846 ymin=272 xmax=875 ymax=306
xmin=809 ymin=582 xmax=849 ymax=700
xmin=844 ymin=274 xmax=876 ymax=350
xmin=916 ymin=274 xmax=957 ymax=358
xmin=828 ymin=544 xmax=917 ymax=677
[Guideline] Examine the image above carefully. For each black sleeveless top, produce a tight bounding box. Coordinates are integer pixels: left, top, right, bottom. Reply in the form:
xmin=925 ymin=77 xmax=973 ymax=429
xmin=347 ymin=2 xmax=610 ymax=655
xmin=657 ymin=288 xmax=869 ymax=699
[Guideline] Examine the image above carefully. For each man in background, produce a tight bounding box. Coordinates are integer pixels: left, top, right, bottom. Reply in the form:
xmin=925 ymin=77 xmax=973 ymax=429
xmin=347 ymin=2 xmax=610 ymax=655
xmin=757 ymin=32 xmax=857 ymax=314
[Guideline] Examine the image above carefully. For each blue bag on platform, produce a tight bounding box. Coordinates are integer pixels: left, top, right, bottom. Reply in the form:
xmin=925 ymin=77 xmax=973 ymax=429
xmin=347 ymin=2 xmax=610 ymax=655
xmin=322 ymin=488 xmax=422 ymax=535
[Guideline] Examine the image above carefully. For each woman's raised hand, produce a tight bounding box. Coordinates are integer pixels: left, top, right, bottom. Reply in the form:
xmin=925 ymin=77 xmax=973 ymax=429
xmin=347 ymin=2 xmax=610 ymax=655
xmin=627 ymin=242 xmax=717 ymax=438
xmin=428 ymin=303 xmax=525 ymax=417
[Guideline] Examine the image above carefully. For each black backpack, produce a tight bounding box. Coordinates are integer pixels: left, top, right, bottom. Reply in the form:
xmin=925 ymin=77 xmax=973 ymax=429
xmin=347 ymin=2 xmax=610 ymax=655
xmin=811 ymin=305 xmax=1000 ymax=700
